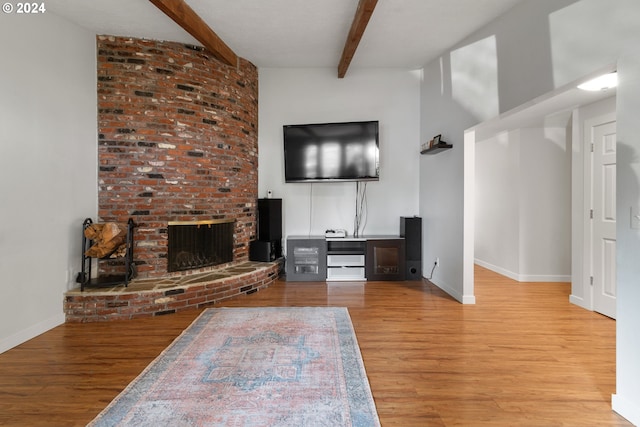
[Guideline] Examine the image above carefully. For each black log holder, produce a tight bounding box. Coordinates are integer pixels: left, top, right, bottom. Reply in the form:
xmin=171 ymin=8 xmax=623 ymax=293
xmin=76 ymin=218 xmax=136 ymax=291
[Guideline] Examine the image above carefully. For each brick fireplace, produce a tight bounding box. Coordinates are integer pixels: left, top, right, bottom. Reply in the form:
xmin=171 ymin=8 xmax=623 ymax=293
xmin=96 ymin=36 xmax=259 ymax=279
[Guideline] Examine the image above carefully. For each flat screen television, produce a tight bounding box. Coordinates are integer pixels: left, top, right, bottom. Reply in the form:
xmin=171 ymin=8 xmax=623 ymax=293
xmin=283 ymin=120 xmax=379 ymax=183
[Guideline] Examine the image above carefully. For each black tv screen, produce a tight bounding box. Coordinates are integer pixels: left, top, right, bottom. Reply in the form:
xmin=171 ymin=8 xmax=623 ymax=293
xmin=283 ymin=120 xmax=379 ymax=183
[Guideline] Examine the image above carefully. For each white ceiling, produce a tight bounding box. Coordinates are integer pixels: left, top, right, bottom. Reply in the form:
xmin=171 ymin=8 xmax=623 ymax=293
xmin=46 ymin=0 xmax=526 ymax=69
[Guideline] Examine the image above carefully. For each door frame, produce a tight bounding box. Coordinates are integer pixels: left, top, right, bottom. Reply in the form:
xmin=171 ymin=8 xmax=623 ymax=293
xmin=582 ymin=111 xmax=617 ymax=315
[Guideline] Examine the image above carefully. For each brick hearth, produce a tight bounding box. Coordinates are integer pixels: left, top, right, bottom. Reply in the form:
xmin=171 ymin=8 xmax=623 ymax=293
xmin=65 ymin=261 xmax=280 ymax=322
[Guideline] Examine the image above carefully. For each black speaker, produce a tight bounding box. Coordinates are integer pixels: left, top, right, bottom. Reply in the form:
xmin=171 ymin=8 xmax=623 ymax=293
xmin=400 ymin=216 xmax=422 ymax=278
xmin=405 ymin=260 xmax=422 ymax=280
xmin=257 ymin=198 xmax=282 ymax=241
xmin=249 ymin=240 xmax=282 ymax=262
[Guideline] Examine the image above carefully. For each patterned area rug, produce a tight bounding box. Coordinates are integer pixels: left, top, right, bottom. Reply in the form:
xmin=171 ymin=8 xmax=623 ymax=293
xmin=89 ymin=307 xmax=380 ymax=426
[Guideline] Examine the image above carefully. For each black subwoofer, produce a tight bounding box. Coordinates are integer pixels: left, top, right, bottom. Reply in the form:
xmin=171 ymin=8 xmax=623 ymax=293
xmin=249 ymin=239 xmax=282 ymax=262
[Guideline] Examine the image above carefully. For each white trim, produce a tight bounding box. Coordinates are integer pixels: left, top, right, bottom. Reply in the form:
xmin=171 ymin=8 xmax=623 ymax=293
xmin=475 ymin=259 xmax=570 ymax=283
xmin=612 ymin=394 xmax=640 ymax=426
xmin=430 ymin=276 xmax=476 ymax=304
xmin=462 ymin=130 xmax=476 ymax=304
xmin=517 ymin=274 xmax=571 ymax=283
xmin=571 ymin=107 xmax=589 ymax=309
xmin=462 ymin=293 xmax=477 ymax=304
xmin=582 ymin=113 xmax=595 ymax=311
xmin=0 ymin=313 xmax=65 ymax=354
xmin=569 ymin=294 xmax=589 ymax=310
xmin=475 ymin=258 xmax=519 ymax=281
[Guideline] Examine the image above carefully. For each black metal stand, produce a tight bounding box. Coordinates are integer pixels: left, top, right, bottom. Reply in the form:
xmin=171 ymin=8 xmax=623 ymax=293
xmin=76 ymin=218 xmax=136 ymax=291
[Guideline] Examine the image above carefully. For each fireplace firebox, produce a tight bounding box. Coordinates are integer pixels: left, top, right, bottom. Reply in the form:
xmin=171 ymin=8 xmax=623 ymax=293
xmin=167 ymin=219 xmax=235 ymax=273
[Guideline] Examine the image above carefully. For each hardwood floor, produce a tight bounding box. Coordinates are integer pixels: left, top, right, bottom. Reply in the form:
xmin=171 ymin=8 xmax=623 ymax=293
xmin=0 ymin=265 xmax=631 ymax=426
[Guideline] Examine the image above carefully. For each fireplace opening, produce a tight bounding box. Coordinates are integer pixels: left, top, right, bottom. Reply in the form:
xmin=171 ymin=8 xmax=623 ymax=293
xmin=167 ymin=219 xmax=235 ymax=273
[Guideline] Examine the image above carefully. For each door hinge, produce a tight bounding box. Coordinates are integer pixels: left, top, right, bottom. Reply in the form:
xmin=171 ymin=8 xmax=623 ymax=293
xmin=591 ymin=143 xmax=595 ymax=152
xmin=590 ymin=209 xmax=593 ymax=219
xmin=590 ymin=276 xmax=594 ymax=286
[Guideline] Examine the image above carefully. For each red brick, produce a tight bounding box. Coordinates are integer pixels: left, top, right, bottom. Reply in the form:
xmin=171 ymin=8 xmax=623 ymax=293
xmin=97 ymin=36 xmax=258 ymax=279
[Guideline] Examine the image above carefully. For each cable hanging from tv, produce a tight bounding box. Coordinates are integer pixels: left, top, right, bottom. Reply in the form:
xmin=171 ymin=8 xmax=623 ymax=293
xmin=353 ymin=181 xmax=368 ymax=237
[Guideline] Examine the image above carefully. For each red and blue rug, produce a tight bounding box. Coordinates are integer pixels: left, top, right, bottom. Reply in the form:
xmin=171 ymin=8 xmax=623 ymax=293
xmin=89 ymin=307 xmax=380 ymax=426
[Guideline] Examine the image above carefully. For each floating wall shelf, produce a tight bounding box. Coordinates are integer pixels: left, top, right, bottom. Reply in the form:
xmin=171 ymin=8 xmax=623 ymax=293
xmin=421 ymin=142 xmax=453 ymax=155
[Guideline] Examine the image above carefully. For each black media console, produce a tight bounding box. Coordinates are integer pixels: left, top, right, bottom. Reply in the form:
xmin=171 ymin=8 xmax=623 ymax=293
xmin=286 ymin=236 xmax=409 ymax=282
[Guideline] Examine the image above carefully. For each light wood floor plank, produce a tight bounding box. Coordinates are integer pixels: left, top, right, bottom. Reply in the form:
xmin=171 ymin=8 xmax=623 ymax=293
xmin=0 ymin=265 xmax=630 ymax=426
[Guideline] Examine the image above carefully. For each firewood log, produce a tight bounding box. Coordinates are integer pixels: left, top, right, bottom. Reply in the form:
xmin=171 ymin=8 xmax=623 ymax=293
xmin=84 ymin=222 xmax=128 ymax=258
xmin=84 ymin=224 xmax=104 ymax=240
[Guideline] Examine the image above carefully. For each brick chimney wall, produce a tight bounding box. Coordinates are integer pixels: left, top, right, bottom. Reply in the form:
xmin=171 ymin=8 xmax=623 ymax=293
xmin=96 ymin=36 xmax=259 ymax=278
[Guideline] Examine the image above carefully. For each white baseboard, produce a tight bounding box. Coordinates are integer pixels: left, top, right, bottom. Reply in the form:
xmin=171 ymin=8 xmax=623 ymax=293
xmin=475 ymin=259 xmax=519 ymax=281
xmin=429 ymin=276 xmax=476 ymax=305
xmin=518 ymin=273 xmax=571 ymax=283
xmin=474 ymin=259 xmax=570 ymax=283
xmin=569 ymin=294 xmax=590 ymax=310
xmin=612 ymin=393 xmax=640 ymax=426
xmin=0 ymin=313 xmax=65 ymax=354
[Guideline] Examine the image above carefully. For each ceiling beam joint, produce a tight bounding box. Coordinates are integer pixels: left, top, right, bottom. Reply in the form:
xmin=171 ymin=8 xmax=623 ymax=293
xmin=149 ymin=0 xmax=238 ymax=67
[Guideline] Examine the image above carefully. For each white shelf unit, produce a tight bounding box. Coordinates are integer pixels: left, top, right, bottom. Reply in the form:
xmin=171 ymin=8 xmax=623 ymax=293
xmin=326 ymin=238 xmax=366 ymax=281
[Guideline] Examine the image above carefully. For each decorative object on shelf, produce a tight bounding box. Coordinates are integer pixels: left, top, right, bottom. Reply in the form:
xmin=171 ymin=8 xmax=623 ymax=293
xmin=421 ymin=134 xmax=452 ymax=155
xmin=325 ymin=229 xmax=347 ymax=238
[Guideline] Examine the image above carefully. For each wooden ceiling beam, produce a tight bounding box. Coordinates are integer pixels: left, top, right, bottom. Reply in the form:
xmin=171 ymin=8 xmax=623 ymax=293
xmin=149 ymin=0 xmax=238 ymax=67
xmin=337 ymin=0 xmax=378 ymax=78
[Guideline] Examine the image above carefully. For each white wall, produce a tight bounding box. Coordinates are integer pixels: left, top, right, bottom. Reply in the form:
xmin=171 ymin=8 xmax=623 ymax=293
xmin=475 ymin=131 xmax=520 ymax=276
xmin=420 ymin=0 xmax=640 ymax=422
xmin=520 ymin=127 xmax=572 ymax=279
xmin=0 ymin=13 xmax=97 ymax=352
xmin=614 ymin=45 xmax=640 ymax=425
xmin=475 ymin=127 xmax=571 ymax=282
xmin=258 ymin=68 xmax=421 ymax=240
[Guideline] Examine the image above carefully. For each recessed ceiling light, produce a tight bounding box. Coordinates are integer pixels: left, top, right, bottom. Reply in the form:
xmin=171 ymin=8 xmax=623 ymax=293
xmin=577 ymin=72 xmax=618 ymax=91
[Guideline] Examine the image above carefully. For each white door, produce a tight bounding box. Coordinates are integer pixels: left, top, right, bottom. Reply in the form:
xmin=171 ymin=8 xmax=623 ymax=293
xmin=591 ymin=116 xmax=617 ymax=319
